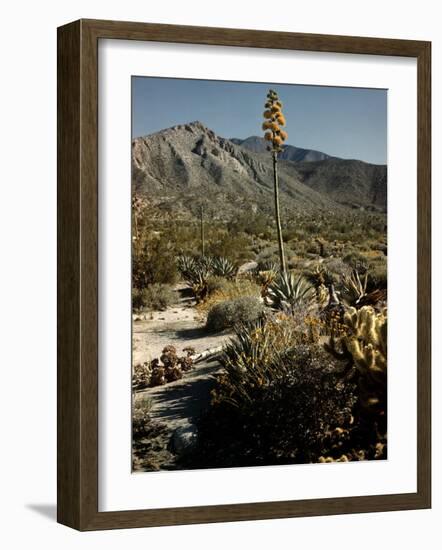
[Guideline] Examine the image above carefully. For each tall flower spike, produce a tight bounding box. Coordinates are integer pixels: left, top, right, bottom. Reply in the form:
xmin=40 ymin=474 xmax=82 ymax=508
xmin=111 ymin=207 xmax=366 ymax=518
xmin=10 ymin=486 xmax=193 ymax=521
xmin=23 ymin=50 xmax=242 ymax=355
xmin=262 ymin=90 xmax=288 ymax=153
xmin=262 ymin=89 xmax=288 ymax=275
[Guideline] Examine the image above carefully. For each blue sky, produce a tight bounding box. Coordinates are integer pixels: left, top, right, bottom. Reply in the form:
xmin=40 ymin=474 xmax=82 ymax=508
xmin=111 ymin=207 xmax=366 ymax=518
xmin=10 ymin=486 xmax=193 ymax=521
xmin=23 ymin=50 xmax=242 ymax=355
xmin=132 ymin=76 xmax=387 ymax=165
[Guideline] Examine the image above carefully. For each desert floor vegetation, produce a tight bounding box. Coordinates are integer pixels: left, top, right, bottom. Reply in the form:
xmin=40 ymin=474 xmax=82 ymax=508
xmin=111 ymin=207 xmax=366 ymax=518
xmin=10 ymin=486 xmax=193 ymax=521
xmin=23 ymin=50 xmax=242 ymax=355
xmin=131 ymin=201 xmax=387 ymax=470
xmin=131 ymin=86 xmax=387 ymax=472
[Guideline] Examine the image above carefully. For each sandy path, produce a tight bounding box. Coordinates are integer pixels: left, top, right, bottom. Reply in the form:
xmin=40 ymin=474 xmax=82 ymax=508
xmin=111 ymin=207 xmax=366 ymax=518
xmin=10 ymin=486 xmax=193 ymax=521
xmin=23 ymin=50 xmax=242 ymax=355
xmin=136 ymin=357 xmax=223 ymax=431
xmin=132 ymin=302 xmax=226 ymax=366
xmin=133 ymin=287 xmax=231 ymax=436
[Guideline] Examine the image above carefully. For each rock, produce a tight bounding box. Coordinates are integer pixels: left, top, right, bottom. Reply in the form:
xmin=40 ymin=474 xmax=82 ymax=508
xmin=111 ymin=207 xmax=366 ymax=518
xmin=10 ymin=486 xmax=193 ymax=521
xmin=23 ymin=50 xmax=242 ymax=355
xmin=169 ymin=424 xmax=198 ymax=456
xmin=237 ymin=261 xmax=258 ymax=275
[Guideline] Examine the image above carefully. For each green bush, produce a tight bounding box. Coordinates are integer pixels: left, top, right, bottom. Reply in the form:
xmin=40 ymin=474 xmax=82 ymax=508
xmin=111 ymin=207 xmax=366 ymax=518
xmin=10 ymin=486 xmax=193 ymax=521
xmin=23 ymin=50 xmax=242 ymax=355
xmin=343 ymin=250 xmax=367 ymax=271
xmin=206 ymin=296 xmax=264 ymax=331
xmin=206 ymin=234 xmax=250 ymax=263
xmin=132 ymin=236 xmax=178 ymax=287
xmin=132 ymin=284 xmax=176 ymax=312
xmin=132 ymin=397 xmax=153 ymax=437
xmin=192 ymin=341 xmax=356 ymax=468
xmin=206 ymin=275 xmax=228 ymax=296
xmin=366 ymin=257 xmax=387 ymax=290
xmin=323 ymin=257 xmax=352 ymax=283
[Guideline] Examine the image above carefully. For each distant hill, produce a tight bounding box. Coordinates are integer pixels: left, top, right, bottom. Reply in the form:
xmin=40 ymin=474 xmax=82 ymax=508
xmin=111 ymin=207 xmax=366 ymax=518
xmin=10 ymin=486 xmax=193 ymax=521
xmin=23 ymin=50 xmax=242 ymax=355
xmin=290 ymin=158 xmax=387 ymax=210
xmin=230 ymin=136 xmax=333 ymax=162
xmin=132 ymin=121 xmax=387 ymax=220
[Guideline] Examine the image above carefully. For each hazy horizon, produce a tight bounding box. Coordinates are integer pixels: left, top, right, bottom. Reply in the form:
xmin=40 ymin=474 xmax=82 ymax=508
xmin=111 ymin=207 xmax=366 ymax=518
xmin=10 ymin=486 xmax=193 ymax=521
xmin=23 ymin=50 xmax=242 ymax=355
xmin=132 ymin=76 xmax=387 ymax=165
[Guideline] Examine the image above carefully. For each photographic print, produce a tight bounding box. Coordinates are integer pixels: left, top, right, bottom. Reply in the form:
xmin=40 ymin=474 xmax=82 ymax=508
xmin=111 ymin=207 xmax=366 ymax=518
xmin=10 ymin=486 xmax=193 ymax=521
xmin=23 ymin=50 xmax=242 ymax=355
xmin=131 ymin=77 xmax=387 ymax=473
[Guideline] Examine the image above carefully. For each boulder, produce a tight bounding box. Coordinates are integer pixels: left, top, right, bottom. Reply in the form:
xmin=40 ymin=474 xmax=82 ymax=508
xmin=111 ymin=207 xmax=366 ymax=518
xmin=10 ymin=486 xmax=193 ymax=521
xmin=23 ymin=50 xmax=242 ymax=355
xmin=169 ymin=424 xmax=198 ymax=456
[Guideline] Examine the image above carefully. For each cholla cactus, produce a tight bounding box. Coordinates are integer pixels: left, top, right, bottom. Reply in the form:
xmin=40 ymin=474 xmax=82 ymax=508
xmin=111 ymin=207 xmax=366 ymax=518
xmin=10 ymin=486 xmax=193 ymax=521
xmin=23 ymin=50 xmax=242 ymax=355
xmin=263 ymin=89 xmax=288 ymax=275
xmin=327 ymin=306 xmax=387 ymax=417
xmin=342 ymin=307 xmax=387 ymax=411
xmin=320 ymin=306 xmax=388 ymax=461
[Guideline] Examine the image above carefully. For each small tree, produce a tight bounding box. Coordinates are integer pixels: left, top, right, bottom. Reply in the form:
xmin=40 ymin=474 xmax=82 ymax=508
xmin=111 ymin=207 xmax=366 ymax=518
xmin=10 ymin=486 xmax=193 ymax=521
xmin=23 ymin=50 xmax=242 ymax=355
xmin=262 ymin=89 xmax=288 ymax=275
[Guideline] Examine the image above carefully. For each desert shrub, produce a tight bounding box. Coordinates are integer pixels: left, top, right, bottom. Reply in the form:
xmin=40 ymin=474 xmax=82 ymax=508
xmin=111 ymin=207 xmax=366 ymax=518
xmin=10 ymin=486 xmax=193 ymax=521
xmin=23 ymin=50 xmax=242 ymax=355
xmin=304 ymin=237 xmax=330 ymax=256
xmin=206 ymin=296 xmax=264 ymax=332
xmin=256 ymin=244 xmax=295 ymax=265
xmin=198 ymin=279 xmax=261 ymax=316
xmin=191 ymin=339 xmax=356 ymax=468
xmin=132 ymin=283 xmax=176 ymax=311
xmin=132 ymin=397 xmax=153 ymax=437
xmin=256 ymin=245 xmax=278 ymax=265
xmin=132 ymin=397 xmax=172 ymax=471
xmin=207 ymin=234 xmax=250 ymax=262
xmin=366 ymin=257 xmax=387 ymax=290
xmin=228 ymin=212 xmax=271 ymax=237
xmin=343 ymin=250 xmax=368 ymax=272
xmin=323 ymin=257 xmax=352 ymax=283
xmin=132 ymin=288 xmax=145 ymax=311
xmin=282 ymin=227 xmax=298 ymax=242
xmin=206 ymin=275 xmax=227 ymax=295
xmin=133 ymin=236 xmax=178 ymax=287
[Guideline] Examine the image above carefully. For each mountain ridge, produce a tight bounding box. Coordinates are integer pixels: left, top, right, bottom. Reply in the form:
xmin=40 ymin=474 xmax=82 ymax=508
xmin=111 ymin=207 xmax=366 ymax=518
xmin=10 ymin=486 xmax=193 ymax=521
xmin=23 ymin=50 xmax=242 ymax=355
xmin=132 ymin=121 xmax=387 ymax=220
xmin=230 ymin=135 xmax=335 ymax=163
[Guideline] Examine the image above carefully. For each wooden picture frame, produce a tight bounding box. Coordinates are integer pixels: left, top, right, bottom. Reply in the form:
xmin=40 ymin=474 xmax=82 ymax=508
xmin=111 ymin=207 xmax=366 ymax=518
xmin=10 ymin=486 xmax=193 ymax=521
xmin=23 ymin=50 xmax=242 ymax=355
xmin=57 ymin=18 xmax=431 ymax=531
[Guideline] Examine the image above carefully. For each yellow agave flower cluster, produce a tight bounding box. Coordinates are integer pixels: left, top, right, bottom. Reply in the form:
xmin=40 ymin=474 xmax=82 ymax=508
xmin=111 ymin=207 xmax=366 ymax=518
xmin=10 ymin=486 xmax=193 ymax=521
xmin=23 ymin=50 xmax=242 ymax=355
xmin=262 ymin=89 xmax=288 ymax=153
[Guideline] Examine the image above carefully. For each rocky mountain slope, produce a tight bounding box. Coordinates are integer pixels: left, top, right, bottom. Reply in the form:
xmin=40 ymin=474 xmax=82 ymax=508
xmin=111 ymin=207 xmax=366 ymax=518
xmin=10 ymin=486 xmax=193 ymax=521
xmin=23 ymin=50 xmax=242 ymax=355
xmin=231 ymin=136 xmax=333 ymax=162
xmin=132 ymin=121 xmax=387 ymax=220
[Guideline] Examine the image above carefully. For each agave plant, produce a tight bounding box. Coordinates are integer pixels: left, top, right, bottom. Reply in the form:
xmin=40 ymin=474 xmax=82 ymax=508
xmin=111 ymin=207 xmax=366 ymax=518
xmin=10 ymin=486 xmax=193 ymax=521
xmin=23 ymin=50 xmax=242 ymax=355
xmin=222 ymin=320 xmax=274 ymax=377
xmin=176 ymin=254 xmax=197 ymax=280
xmin=221 ymin=320 xmax=286 ymax=396
xmin=267 ymin=271 xmax=314 ymax=312
xmin=218 ymin=316 xmax=310 ymax=404
xmin=256 ymin=260 xmax=279 ymax=273
xmin=341 ymin=269 xmax=368 ymax=307
xmin=196 ymin=254 xmax=214 ymax=272
xmin=212 ymin=256 xmax=237 ymax=278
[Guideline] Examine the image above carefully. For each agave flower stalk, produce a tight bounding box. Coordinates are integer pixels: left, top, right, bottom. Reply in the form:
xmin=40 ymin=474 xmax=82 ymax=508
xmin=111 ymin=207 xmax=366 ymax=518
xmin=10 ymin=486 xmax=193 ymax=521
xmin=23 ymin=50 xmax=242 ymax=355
xmin=200 ymin=203 xmax=205 ymax=257
xmin=263 ymin=89 xmax=288 ymax=275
